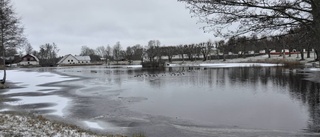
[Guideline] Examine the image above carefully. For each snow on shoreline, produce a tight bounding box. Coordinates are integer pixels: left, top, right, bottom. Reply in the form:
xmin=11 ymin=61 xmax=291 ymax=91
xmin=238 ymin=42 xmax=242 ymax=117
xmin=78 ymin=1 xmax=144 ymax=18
xmin=0 ymin=113 xmax=108 ymax=137
xmin=2 ymin=69 xmax=106 ymax=121
xmin=0 ymin=70 xmax=114 ymax=136
xmin=1 ymin=70 xmax=78 ymax=117
xmin=167 ymin=63 xmax=282 ymax=68
xmin=83 ymin=121 xmax=104 ymax=130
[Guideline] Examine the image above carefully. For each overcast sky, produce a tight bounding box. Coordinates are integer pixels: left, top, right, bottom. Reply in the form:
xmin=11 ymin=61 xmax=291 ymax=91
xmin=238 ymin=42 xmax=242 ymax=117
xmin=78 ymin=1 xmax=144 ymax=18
xmin=13 ymin=0 xmax=217 ymax=56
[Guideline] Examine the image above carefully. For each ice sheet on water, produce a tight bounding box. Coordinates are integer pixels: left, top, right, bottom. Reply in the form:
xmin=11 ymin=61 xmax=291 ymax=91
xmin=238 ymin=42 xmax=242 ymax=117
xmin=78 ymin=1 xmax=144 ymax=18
xmin=1 ymin=70 xmax=77 ymax=117
xmin=4 ymin=70 xmax=78 ymax=94
xmin=83 ymin=121 xmax=104 ymax=130
xmin=5 ymin=95 xmax=71 ymax=116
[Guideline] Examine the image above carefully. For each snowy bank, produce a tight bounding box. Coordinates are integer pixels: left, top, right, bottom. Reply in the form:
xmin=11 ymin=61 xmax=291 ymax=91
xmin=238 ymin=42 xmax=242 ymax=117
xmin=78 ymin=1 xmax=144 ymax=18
xmin=0 ymin=113 xmax=109 ymax=137
xmin=167 ymin=63 xmax=282 ymax=68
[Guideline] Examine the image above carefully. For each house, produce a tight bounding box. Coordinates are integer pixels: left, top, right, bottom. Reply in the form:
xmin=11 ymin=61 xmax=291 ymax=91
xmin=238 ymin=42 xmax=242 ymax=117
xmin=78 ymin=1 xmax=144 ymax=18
xmin=57 ymin=54 xmax=91 ymax=65
xmin=75 ymin=55 xmax=91 ymax=64
xmin=19 ymin=54 xmax=40 ymax=66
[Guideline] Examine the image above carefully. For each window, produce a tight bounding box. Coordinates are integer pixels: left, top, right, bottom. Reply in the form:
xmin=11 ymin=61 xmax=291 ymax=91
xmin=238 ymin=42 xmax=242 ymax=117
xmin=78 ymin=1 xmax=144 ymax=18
xmin=68 ymin=60 xmax=70 ymax=62
xmin=71 ymin=60 xmax=73 ymax=62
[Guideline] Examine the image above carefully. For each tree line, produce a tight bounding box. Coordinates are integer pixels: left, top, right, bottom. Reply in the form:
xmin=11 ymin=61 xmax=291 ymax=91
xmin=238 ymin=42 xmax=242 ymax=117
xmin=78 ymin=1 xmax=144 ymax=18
xmin=2 ymin=0 xmax=319 ymax=85
xmin=177 ymin=0 xmax=320 ymax=63
xmin=76 ymin=32 xmax=319 ymax=65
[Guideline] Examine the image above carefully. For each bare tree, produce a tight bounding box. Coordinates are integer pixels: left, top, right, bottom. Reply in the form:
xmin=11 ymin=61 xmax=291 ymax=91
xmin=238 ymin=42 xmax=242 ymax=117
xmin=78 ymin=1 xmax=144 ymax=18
xmin=37 ymin=43 xmax=59 ymax=66
xmin=0 ymin=0 xmax=26 ymax=84
xmin=199 ymin=40 xmax=213 ymax=61
xmin=24 ymin=43 xmax=33 ymax=54
xmin=162 ymin=46 xmax=176 ymax=62
xmin=179 ymin=0 xmax=320 ymax=63
xmin=185 ymin=44 xmax=195 ymax=61
xmin=131 ymin=44 xmax=144 ymax=62
xmin=95 ymin=46 xmax=107 ymax=58
xmin=106 ymin=45 xmax=112 ymax=59
xmin=126 ymin=46 xmax=134 ymax=63
xmin=177 ymin=45 xmax=185 ymax=62
xmin=80 ymin=46 xmax=95 ymax=56
xmin=146 ymin=40 xmax=161 ymax=62
xmin=113 ymin=42 xmax=122 ymax=64
xmin=216 ymin=40 xmax=226 ymax=61
xmin=96 ymin=45 xmax=112 ymax=63
xmin=179 ymin=0 xmax=314 ymax=36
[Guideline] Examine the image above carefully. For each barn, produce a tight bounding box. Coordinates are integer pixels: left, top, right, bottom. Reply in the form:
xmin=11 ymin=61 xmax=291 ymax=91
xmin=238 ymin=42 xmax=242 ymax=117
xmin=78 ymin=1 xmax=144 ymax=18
xmin=19 ymin=54 xmax=40 ymax=66
xmin=57 ymin=54 xmax=91 ymax=66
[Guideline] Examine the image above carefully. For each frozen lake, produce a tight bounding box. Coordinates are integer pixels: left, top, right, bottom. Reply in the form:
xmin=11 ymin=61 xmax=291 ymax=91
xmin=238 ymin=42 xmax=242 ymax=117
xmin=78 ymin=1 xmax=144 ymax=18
xmin=1 ymin=65 xmax=320 ymax=136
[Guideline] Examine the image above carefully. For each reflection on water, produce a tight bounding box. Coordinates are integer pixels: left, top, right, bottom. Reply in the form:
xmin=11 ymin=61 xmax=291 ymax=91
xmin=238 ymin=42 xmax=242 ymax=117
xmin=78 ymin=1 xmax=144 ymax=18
xmin=59 ymin=66 xmax=320 ymax=133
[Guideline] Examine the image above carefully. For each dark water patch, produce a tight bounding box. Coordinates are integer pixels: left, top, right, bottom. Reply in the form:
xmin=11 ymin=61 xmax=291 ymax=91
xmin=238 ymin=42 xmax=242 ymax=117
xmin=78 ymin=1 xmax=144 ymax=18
xmin=22 ymin=66 xmax=320 ymax=136
xmin=39 ymin=74 xmax=55 ymax=77
xmin=117 ymin=97 xmax=148 ymax=104
xmin=17 ymin=103 xmax=56 ymax=110
xmin=38 ymin=89 xmax=57 ymax=92
xmin=0 ymin=97 xmax=20 ymax=102
xmin=31 ymin=109 xmax=56 ymax=115
xmin=4 ymin=92 xmax=51 ymax=97
xmin=110 ymin=67 xmax=320 ymax=133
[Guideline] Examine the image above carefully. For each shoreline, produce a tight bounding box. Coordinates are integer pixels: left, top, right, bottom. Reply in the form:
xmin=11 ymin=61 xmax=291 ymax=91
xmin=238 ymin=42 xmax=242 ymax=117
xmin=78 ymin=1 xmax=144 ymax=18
xmin=0 ymin=68 xmax=139 ymax=137
xmin=0 ymin=111 xmax=124 ymax=137
xmin=1 ymin=54 xmax=319 ymax=136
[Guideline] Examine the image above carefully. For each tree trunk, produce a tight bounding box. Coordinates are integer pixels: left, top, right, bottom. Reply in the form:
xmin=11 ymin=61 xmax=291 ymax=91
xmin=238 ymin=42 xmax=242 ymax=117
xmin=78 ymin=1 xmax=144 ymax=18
xmin=300 ymin=50 xmax=305 ymax=60
xmin=288 ymin=48 xmax=292 ymax=57
xmin=312 ymin=1 xmax=320 ymax=66
xmin=180 ymin=54 xmax=184 ymax=62
xmin=265 ymin=48 xmax=271 ymax=58
xmin=316 ymin=49 xmax=320 ymax=57
xmin=307 ymin=48 xmax=311 ymax=58
xmin=202 ymin=52 xmax=207 ymax=61
xmin=168 ymin=55 xmax=172 ymax=63
xmin=315 ymin=49 xmax=320 ymax=67
xmin=1 ymin=44 xmax=6 ymax=84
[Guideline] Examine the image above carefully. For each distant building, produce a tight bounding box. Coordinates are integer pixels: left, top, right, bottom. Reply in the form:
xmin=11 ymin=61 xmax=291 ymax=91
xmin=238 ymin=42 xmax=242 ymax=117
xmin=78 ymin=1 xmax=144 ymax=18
xmin=75 ymin=56 xmax=91 ymax=64
xmin=19 ymin=54 xmax=40 ymax=66
xmin=57 ymin=54 xmax=91 ymax=65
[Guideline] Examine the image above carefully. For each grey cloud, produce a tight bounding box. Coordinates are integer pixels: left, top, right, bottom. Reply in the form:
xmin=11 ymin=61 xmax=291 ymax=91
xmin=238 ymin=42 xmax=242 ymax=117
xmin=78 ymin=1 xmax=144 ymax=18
xmin=13 ymin=0 xmax=216 ymax=55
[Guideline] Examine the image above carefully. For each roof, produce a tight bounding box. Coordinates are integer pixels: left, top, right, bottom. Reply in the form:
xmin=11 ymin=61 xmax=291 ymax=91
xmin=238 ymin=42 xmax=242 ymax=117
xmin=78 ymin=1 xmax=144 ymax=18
xmin=21 ymin=54 xmax=40 ymax=62
xmin=57 ymin=54 xmax=76 ymax=64
xmin=57 ymin=54 xmax=91 ymax=64
xmin=75 ymin=56 xmax=91 ymax=61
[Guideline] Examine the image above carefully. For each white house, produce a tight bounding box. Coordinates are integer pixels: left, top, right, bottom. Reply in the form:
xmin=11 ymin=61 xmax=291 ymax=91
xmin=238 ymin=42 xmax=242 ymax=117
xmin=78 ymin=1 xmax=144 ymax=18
xmin=75 ymin=55 xmax=91 ymax=64
xmin=19 ymin=54 xmax=40 ymax=66
xmin=57 ymin=54 xmax=91 ymax=65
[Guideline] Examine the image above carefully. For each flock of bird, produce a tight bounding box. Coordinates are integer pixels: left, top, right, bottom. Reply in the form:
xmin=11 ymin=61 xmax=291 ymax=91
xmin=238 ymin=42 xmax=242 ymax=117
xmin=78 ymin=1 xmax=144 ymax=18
xmin=133 ymin=69 xmax=199 ymax=78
